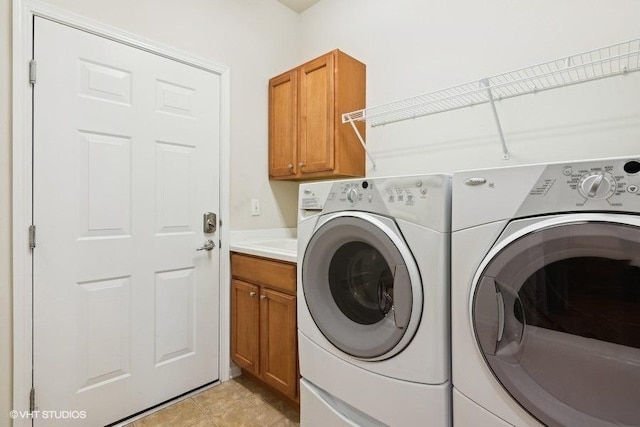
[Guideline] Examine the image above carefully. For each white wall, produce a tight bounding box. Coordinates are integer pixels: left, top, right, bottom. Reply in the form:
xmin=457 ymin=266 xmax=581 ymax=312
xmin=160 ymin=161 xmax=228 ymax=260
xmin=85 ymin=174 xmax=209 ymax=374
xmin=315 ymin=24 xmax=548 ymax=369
xmin=299 ymin=0 xmax=640 ymax=176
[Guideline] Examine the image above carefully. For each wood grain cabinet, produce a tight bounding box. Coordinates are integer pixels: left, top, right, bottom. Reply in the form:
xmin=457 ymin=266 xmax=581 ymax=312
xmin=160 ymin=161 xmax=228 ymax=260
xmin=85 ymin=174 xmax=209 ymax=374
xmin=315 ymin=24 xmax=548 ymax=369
xmin=231 ymin=253 xmax=299 ymax=401
xmin=269 ymin=49 xmax=366 ymax=180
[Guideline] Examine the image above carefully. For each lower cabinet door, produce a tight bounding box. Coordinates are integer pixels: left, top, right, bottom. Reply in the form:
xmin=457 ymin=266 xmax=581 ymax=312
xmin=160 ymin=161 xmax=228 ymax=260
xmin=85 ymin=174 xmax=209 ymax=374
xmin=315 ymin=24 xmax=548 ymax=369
xmin=231 ymin=279 xmax=260 ymax=375
xmin=260 ymin=288 xmax=298 ymax=398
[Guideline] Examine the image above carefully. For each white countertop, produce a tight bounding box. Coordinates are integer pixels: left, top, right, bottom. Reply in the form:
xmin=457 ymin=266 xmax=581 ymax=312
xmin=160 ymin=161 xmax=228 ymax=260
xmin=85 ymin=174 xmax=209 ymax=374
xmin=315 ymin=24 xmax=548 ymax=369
xmin=229 ymin=228 xmax=297 ymax=263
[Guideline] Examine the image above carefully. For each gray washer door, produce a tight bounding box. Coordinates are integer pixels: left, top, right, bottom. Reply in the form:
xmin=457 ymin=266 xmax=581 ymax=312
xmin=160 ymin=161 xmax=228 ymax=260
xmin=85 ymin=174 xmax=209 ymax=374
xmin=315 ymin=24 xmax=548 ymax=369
xmin=302 ymin=213 xmax=419 ymax=360
xmin=473 ymin=218 xmax=640 ymax=427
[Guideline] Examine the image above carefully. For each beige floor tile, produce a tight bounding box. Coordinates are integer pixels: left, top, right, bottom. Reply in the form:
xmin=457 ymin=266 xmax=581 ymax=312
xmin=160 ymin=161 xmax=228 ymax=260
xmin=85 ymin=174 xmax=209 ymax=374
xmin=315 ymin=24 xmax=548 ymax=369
xmin=207 ymin=397 xmax=285 ymax=427
xmin=267 ymin=417 xmax=300 ymax=427
xmin=232 ymin=376 xmax=300 ymax=424
xmin=135 ymin=398 xmax=208 ymax=427
xmin=133 ymin=375 xmax=299 ymax=427
xmin=193 ymin=380 xmax=263 ymax=416
xmin=233 ymin=375 xmax=285 ymax=405
xmin=186 ymin=418 xmax=216 ymax=427
xmin=265 ymin=398 xmax=300 ymax=423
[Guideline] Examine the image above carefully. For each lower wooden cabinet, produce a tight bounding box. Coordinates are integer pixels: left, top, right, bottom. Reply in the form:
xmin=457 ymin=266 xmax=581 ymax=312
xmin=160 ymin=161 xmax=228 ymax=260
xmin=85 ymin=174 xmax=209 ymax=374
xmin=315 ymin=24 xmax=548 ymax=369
xmin=231 ymin=253 xmax=299 ymax=401
xmin=231 ymin=279 xmax=260 ymax=374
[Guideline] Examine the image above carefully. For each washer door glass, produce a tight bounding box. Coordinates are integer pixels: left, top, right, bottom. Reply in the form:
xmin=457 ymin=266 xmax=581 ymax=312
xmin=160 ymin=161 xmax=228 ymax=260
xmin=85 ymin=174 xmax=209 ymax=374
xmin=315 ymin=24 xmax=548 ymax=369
xmin=329 ymin=241 xmax=395 ymax=325
xmin=473 ymin=220 xmax=640 ymax=427
xmin=302 ymin=213 xmax=419 ymax=360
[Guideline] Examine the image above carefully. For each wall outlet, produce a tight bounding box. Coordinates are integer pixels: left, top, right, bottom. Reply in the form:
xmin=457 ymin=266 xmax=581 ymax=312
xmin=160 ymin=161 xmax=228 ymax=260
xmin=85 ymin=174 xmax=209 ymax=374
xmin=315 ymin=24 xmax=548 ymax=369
xmin=251 ymin=199 xmax=261 ymax=216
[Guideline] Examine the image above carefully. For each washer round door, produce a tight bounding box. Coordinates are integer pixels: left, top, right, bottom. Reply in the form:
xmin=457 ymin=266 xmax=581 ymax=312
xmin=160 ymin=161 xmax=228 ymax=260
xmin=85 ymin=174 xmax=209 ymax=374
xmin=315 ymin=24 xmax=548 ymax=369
xmin=302 ymin=211 xmax=422 ymax=360
xmin=472 ymin=214 xmax=640 ymax=427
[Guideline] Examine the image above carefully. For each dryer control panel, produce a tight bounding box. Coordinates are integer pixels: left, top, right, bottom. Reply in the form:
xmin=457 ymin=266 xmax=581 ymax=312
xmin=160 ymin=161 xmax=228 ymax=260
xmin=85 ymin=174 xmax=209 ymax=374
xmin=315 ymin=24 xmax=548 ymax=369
xmin=452 ymin=156 xmax=640 ymax=231
xmin=518 ymin=158 xmax=640 ymax=216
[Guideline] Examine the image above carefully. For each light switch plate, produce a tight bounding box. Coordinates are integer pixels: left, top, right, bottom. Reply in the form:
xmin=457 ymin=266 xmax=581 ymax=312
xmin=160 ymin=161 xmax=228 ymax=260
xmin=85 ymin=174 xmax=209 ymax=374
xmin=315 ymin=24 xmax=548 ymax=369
xmin=251 ymin=199 xmax=261 ymax=216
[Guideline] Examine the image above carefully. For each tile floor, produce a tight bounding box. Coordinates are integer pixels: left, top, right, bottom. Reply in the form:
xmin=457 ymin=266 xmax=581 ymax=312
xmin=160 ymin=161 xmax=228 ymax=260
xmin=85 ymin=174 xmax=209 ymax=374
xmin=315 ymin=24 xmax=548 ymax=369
xmin=127 ymin=375 xmax=300 ymax=427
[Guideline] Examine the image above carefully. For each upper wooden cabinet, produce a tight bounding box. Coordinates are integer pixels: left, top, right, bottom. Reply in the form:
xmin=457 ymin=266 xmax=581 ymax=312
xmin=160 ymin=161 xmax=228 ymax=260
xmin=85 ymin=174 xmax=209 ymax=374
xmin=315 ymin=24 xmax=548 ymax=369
xmin=269 ymin=49 xmax=366 ymax=180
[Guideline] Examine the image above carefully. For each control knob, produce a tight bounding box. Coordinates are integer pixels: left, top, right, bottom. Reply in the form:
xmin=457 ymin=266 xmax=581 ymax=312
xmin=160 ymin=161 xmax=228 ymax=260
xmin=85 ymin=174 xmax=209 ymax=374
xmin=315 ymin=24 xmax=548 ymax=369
xmin=578 ymin=172 xmax=616 ymax=199
xmin=347 ymin=187 xmax=359 ymax=204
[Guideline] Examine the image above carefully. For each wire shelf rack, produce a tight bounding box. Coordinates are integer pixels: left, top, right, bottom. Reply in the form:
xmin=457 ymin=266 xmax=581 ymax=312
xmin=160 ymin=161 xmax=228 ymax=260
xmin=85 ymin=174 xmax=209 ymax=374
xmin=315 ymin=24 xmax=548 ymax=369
xmin=342 ymin=37 xmax=640 ymax=161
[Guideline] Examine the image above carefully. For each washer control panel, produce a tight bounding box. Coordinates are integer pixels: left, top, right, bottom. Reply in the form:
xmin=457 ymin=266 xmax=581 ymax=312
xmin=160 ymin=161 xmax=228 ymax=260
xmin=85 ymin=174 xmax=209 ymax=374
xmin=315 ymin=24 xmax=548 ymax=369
xmin=330 ymin=178 xmax=429 ymax=208
xmin=300 ymin=174 xmax=451 ymax=232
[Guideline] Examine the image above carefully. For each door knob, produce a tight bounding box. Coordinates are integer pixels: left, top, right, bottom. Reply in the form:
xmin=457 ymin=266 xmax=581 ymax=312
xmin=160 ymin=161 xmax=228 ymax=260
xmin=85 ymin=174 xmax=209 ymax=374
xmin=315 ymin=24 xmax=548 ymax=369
xmin=196 ymin=239 xmax=216 ymax=251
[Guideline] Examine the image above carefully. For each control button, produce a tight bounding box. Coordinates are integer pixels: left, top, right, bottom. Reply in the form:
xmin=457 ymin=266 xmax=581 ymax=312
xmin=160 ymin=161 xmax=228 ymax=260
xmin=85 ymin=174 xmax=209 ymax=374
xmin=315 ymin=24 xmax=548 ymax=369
xmin=563 ymin=167 xmax=573 ymax=176
xmin=368 ymin=194 xmax=373 ymax=202
xmin=624 ymin=160 xmax=640 ymax=174
xmin=420 ymin=188 xmax=427 ymax=195
xmin=627 ymin=184 xmax=639 ymax=194
xmin=362 ymin=181 xmax=369 ymax=189
xmin=415 ymin=180 xmax=423 ymax=187
xmin=347 ymin=187 xmax=359 ymax=204
xmin=578 ymin=172 xmax=616 ymax=199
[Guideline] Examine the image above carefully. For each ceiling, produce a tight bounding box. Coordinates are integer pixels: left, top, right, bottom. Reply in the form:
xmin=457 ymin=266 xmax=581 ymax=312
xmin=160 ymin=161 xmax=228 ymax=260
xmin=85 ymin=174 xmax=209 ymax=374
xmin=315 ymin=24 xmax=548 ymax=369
xmin=277 ymin=0 xmax=322 ymax=13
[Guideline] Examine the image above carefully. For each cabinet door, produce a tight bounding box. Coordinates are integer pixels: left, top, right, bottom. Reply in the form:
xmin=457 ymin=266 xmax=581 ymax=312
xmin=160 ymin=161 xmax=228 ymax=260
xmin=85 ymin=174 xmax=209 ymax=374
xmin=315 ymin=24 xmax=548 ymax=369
xmin=260 ymin=288 xmax=298 ymax=399
xmin=299 ymin=53 xmax=334 ymax=174
xmin=231 ymin=279 xmax=260 ymax=375
xmin=269 ymin=70 xmax=298 ymax=178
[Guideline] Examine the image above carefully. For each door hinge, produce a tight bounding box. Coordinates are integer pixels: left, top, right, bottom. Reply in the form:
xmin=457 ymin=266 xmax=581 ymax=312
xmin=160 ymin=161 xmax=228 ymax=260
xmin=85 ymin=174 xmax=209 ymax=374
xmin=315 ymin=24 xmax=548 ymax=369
xmin=29 ymin=60 xmax=37 ymax=85
xmin=29 ymin=225 xmax=36 ymax=249
xmin=29 ymin=387 xmax=36 ymax=412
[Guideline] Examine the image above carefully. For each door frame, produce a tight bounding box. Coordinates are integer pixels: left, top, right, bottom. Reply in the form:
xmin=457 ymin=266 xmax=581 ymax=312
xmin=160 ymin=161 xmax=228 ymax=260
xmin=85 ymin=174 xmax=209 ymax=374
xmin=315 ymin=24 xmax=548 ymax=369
xmin=12 ymin=1 xmax=232 ymax=423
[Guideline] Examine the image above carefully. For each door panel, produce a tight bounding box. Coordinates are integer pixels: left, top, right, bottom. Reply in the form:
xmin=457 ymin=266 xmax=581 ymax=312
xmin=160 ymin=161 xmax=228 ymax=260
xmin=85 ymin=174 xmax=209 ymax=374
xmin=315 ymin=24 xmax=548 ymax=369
xmin=269 ymin=71 xmax=297 ymax=178
xmin=260 ymin=288 xmax=297 ymax=397
xmin=231 ymin=280 xmax=260 ymax=375
xmin=299 ymin=54 xmax=334 ymax=173
xmin=77 ymin=277 xmax=131 ymax=392
xmin=33 ymin=17 xmax=220 ymax=425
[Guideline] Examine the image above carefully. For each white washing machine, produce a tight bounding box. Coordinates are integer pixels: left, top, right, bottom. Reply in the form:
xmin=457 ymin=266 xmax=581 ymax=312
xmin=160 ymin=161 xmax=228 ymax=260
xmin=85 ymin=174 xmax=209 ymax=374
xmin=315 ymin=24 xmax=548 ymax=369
xmin=297 ymin=175 xmax=452 ymax=426
xmin=451 ymin=156 xmax=640 ymax=427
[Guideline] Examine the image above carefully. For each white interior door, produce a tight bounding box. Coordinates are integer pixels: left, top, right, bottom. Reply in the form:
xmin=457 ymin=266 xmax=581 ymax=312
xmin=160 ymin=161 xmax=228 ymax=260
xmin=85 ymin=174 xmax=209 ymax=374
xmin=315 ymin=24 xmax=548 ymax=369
xmin=33 ymin=17 xmax=220 ymax=425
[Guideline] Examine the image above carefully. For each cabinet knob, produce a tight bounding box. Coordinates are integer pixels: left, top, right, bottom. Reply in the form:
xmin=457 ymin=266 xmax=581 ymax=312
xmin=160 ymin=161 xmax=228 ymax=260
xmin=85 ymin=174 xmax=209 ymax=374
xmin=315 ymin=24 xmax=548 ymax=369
xmin=298 ymin=162 xmax=305 ymax=168
xmin=249 ymin=291 xmax=256 ymax=297
xmin=260 ymin=294 xmax=267 ymax=300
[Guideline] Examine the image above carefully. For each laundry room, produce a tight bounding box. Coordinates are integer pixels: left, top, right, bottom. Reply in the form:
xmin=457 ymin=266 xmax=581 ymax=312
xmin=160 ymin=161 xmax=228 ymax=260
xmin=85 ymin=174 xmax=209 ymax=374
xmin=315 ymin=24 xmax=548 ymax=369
xmin=2 ymin=0 xmax=640 ymax=426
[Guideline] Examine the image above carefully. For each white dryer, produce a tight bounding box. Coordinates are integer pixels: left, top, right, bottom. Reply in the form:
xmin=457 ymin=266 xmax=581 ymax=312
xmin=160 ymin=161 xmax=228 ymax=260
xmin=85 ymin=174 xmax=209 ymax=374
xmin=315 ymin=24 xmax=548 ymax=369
xmin=451 ymin=156 xmax=640 ymax=426
xmin=297 ymin=175 xmax=452 ymax=426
